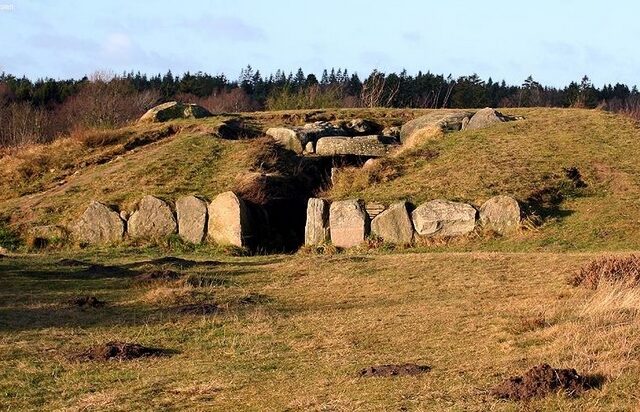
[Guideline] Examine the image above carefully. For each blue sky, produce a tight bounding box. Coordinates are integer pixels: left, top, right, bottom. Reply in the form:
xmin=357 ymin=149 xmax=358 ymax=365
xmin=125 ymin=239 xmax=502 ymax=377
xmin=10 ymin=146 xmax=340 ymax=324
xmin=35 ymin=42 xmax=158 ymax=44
xmin=0 ymin=0 xmax=638 ymax=87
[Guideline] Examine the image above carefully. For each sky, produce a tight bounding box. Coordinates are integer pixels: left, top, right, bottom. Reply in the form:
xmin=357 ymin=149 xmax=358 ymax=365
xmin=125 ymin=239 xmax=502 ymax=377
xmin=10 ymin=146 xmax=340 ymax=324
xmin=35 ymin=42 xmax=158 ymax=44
xmin=0 ymin=0 xmax=638 ymax=87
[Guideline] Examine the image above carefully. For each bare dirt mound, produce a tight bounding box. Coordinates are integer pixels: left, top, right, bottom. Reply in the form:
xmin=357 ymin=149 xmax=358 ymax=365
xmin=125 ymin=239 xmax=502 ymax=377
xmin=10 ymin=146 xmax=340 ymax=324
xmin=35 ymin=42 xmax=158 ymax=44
xmin=67 ymin=296 xmax=105 ymax=308
xmin=492 ymin=364 xmax=593 ymax=400
xmin=135 ymin=269 xmax=181 ymax=283
xmin=360 ymin=363 xmax=431 ymax=377
xmin=76 ymin=341 xmax=167 ymax=361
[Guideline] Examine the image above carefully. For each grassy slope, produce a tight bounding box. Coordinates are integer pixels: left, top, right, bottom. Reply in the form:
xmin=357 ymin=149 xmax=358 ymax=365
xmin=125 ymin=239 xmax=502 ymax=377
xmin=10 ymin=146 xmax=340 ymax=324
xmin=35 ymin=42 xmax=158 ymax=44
xmin=330 ymin=108 xmax=640 ymax=251
xmin=0 ymin=250 xmax=638 ymax=411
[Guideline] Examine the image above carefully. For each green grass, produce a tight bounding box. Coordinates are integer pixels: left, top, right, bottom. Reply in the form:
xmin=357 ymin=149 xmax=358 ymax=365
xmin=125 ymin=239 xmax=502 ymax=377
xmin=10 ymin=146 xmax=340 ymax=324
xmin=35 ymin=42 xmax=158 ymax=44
xmin=1 ymin=250 xmax=639 ymax=410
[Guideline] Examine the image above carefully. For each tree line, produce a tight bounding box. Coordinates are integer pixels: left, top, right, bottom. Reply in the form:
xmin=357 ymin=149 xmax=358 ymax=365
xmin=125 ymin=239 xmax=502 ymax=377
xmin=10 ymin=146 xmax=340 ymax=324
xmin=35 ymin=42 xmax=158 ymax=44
xmin=1 ymin=66 xmax=639 ymax=147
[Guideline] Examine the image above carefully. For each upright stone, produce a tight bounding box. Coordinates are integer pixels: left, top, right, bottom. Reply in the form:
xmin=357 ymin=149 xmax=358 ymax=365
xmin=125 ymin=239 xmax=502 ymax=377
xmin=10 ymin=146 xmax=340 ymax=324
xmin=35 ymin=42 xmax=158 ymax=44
xmin=479 ymin=195 xmax=521 ymax=234
xmin=207 ymin=191 xmax=251 ymax=247
xmin=73 ymin=201 xmax=124 ymax=245
xmin=176 ymin=195 xmax=208 ymax=244
xmin=304 ymin=198 xmax=329 ymax=245
xmin=411 ymin=199 xmax=476 ymax=237
xmin=329 ymin=199 xmax=368 ymax=248
xmin=128 ymin=195 xmax=177 ymax=239
xmin=371 ymin=202 xmax=414 ymax=244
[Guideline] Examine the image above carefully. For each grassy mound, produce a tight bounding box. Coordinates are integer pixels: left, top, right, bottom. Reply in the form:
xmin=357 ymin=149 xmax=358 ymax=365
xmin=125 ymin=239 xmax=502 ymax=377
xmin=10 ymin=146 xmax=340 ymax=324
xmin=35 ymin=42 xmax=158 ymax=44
xmin=328 ymin=108 xmax=640 ymax=250
xmin=1 ymin=107 xmax=639 ymax=251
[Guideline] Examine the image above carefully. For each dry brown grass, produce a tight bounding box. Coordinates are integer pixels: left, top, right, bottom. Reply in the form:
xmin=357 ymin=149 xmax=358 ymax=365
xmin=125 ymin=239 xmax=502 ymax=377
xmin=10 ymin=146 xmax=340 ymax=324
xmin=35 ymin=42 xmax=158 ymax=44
xmin=2 ymin=251 xmax=640 ymax=410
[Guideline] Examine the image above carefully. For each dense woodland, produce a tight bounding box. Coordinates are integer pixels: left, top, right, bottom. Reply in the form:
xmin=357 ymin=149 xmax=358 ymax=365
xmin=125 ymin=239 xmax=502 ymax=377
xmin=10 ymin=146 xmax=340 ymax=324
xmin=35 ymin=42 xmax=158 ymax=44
xmin=1 ymin=66 xmax=639 ymax=147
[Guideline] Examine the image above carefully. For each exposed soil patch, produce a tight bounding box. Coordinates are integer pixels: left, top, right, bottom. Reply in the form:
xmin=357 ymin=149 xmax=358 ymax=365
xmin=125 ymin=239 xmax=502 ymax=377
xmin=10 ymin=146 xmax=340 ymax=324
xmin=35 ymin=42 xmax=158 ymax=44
xmin=76 ymin=341 xmax=168 ymax=361
xmin=491 ymin=364 xmax=595 ymax=400
xmin=359 ymin=364 xmax=431 ymax=377
xmin=571 ymin=255 xmax=640 ymax=289
xmin=175 ymin=302 xmax=221 ymax=315
xmin=67 ymin=296 xmax=106 ymax=308
xmin=135 ymin=269 xmax=181 ymax=283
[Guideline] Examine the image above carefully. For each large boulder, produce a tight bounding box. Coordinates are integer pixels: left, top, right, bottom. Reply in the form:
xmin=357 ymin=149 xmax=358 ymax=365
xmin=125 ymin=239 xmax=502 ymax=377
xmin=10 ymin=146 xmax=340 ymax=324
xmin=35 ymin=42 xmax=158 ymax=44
xmin=207 ymin=191 xmax=251 ymax=247
xmin=479 ymin=195 xmax=521 ymax=234
xmin=371 ymin=202 xmax=414 ymax=244
xmin=176 ymin=195 xmax=208 ymax=244
xmin=315 ymin=135 xmax=397 ymax=157
xmin=304 ymin=198 xmax=330 ymax=245
xmin=329 ymin=199 xmax=368 ymax=248
xmin=266 ymin=121 xmax=344 ymax=154
xmin=411 ymin=199 xmax=477 ymax=237
xmin=465 ymin=108 xmax=512 ymax=130
xmin=128 ymin=195 xmax=177 ymax=239
xmin=138 ymin=101 xmax=211 ymax=123
xmin=73 ymin=201 xmax=124 ymax=245
xmin=400 ymin=111 xmax=474 ymax=143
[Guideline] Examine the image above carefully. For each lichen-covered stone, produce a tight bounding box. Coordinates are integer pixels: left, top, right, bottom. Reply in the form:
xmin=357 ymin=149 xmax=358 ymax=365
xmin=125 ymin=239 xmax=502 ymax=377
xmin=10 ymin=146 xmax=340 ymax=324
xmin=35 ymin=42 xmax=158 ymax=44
xmin=207 ymin=191 xmax=251 ymax=247
xmin=128 ymin=196 xmax=177 ymax=239
xmin=479 ymin=195 xmax=521 ymax=234
xmin=176 ymin=195 xmax=208 ymax=244
xmin=329 ymin=199 xmax=368 ymax=248
xmin=371 ymin=202 xmax=413 ymax=244
xmin=304 ymin=198 xmax=329 ymax=245
xmin=315 ymin=135 xmax=397 ymax=157
xmin=411 ymin=199 xmax=476 ymax=237
xmin=73 ymin=201 xmax=124 ymax=245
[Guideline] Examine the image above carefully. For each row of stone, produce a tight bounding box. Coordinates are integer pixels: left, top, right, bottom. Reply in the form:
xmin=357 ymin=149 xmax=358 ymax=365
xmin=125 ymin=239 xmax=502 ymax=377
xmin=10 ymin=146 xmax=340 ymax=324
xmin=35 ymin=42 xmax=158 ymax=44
xmin=305 ymin=195 xmax=521 ymax=248
xmin=266 ymin=119 xmax=400 ymax=156
xmin=72 ymin=192 xmax=250 ymax=246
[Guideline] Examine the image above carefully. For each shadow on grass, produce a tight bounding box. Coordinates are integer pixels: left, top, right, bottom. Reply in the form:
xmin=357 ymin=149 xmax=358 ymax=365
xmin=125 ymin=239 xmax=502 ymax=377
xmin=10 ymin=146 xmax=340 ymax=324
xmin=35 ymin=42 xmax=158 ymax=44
xmin=0 ymin=255 xmax=276 ymax=331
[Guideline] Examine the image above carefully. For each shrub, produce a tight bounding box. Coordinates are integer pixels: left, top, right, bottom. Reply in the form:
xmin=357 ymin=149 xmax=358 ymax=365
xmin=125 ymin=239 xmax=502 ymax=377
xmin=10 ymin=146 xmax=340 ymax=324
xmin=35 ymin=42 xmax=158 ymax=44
xmin=571 ymin=255 xmax=640 ymax=289
xmin=0 ymin=222 xmax=20 ymax=250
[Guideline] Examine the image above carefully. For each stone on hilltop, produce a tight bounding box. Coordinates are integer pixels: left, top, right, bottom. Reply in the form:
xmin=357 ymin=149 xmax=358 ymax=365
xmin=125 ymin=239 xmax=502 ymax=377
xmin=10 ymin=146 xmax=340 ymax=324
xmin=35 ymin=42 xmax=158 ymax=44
xmin=176 ymin=195 xmax=208 ymax=244
xmin=411 ymin=199 xmax=476 ymax=237
xmin=207 ymin=191 xmax=251 ymax=247
xmin=371 ymin=202 xmax=414 ymax=244
xmin=73 ymin=201 xmax=124 ymax=245
xmin=315 ymin=135 xmax=397 ymax=157
xmin=266 ymin=122 xmax=344 ymax=154
xmin=128 ymin=195 xmax=177 ymax=239
xmin=138 ymin=101 xmax=211 ymax=123
xmin=465 ymin=108 xmax=512 ymax=130
xmin=400 ymin=111 xmax=474 ymax=143
xmin=329 ymin=199 xmax=368 ymax=248
xmin=304 ymin=198 xmax=330 ymax=245
xmin=479 ymin=195 xmax=521 ymax=234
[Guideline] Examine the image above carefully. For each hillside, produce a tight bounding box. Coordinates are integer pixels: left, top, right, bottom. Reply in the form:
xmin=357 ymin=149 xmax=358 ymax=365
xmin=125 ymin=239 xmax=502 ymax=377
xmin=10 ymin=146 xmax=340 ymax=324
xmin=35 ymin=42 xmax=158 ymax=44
xmin=1 ymin=107 xmax=639 ymax=251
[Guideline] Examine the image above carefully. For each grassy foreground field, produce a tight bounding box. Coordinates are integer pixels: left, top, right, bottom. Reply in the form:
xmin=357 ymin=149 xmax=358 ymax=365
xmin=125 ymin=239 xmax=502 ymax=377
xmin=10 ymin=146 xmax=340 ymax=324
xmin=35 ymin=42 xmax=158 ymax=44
xmin=1 ymin=249 xmax=639 ymax=411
